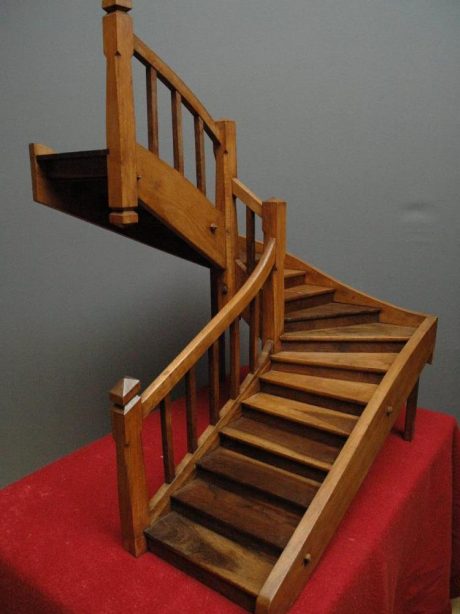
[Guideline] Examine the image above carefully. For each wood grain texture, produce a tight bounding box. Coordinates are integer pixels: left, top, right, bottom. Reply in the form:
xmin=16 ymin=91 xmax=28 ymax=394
xmin=194 ymin=115 xmax=206 ymax=194
xmin=146 ymin=65 xmax=159 ymax=155
xmin=232 ymin=178 xmax=263 ymax=216
xmin=171 ymin=90 xmax=184 ymax=174
xmin=270 ymin=352 xmax=396 ymax=374
xmin=160 ymin=394 xmax=175 ymax=483
xmin=185 ymin=368 xmax=198 ymax=452
xmin=281 ymin=323 xmax=416 ymax=343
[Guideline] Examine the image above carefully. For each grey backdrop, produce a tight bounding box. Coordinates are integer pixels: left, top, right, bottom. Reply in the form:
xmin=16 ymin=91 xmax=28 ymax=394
xmin=1 ymin=0 xmax=459 ymax=487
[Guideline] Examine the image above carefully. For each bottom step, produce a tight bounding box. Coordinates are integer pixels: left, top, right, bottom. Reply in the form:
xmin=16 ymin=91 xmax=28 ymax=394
xmin=146 ymin=511 xmax=275 ymax=611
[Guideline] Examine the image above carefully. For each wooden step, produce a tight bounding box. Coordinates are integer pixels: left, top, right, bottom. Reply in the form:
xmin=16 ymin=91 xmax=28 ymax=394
xmin=172 ymin=478 xmax=301 ymax=552
xmin=284 ymin=302 xmax=380 ymax=331
xmin=243 ymin=392 xmax=357 ymax=437
xmin=260 ymin=371 xmax=377 ymax=405
xmin=271 ymin=351 xmax=397 ymax=373
xmin=282 ymin=323 xmax=415 ymax=342
xmin=284 ymin=284 xmax=335 ymax=311
xmin=284 ymin=268 xmax=306 ymax=288
xmin=221 ymin=417 xmax=338 ymax=473
xmin=198 ymin=447 xmax=320 ymax=508
xmin=146 ymin=511 xmax=275 ymax=610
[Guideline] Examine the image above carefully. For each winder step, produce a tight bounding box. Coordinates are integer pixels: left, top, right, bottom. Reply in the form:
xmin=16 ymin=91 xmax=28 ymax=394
xmin=285 ymin=302 xmax=380 ymax=323
xmin=146 ymin=511 xmax=275 ymax=610
xmin=243 ymin=392 xmax=358 ymax=437
xmin=260 ymin=371 xmax=377 ymax=405
xmin=172 ymin=478 xmax=302 ymax=551
xmin=198 ymin=447 xmax=321 ymax=508
xmin=284 ymin=284 xmax=335 ymax=303
xmin=281 ymin=323 xmax=416 ymax=342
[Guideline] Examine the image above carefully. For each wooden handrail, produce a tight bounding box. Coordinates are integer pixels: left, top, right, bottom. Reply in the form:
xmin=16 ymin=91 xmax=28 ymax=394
xmin=141 ymin=238 xmax=276 ymax=417
xmin=133 ymin=35 xmax=221 ymax=145
xmin=232 ymin=178 xmax=263 ymax=217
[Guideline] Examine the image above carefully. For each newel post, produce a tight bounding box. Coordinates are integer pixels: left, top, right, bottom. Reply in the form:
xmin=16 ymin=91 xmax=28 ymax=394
xmin=110 ymin=377 xmax=149 ymax=557
xmin=102 ymin=0 xmax=138 ymax=226
xmin=262 ymin=199 xmax=286 ymax=350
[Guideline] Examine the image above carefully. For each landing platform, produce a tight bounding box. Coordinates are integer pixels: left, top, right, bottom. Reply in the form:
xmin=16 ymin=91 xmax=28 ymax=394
xmin=1 ymin=394 xmax=458 ymax=613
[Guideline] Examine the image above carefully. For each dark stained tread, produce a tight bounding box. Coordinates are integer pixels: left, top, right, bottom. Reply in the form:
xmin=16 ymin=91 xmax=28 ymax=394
xmin=284 ymin=284 xmax=335 ymax=302
xmin=198 ymin=447 xmax=320 ymax=508
xmin=172 ymin=478 xmax=301 ymax=551
xmin=146 ymin=511 xmax=275 ymax=597
xmin=271 ymin=351 xmax=397 ymax=373
xmin=284 ymin=268 xmax=305 ymax=279
xmin=285 ymin=302 xmax=380 ymax=322
xmin=221 ymin=417 xmax=339 ymax=472
xmin=281 ymin=323 xmax=416 ymax=342
xmin=260 ymin=370 xmax=377 ymax=405
xmin=243 ymin=392 xmax=357 ymax=437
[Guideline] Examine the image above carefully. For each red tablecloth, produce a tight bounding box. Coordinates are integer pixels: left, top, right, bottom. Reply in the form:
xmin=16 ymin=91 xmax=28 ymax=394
xmin=1 ymin=397 xmax=458 ymax=614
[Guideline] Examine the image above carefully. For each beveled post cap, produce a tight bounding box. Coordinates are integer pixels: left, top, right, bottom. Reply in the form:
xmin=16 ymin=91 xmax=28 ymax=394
xmin=102 ymin=0 xmax=132 ymax=13
xmin=109 ymin=377 xmax=140 ymax=406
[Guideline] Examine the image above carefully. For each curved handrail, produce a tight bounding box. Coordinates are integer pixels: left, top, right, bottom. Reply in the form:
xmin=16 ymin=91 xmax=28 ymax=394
xmin=141 ymin=238 xmax=276 ymax=417
xmin=133 ymin=35 xmax=221 ymax=145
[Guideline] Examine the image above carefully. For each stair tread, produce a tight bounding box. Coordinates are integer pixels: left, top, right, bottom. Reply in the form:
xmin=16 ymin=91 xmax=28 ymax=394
xmin=222 ymin=416 xmax=339 ymax=471
xmin=261 ymin=370 xmax=377 ymax=405
xmin=284 ymin=268 xmax=305 ymax=279
xmin=173 ymin=477 xmax=301 ymax=550
xmin=243 ymin=392 xmax=357 ymax=437
xmin=285 ymin=302 xmax=380 ymax=322
xmin=146 ymin=511 xmax=275 ymax=596
xmin=271 ymin=351 xmax=397 ymax=373
xmin=198 ymin=447 xmax=320 ymax=508
xmin=284 ymin=284 xmax=335 ymax=302
xmin=282 ymin=322 xmax=416 ymax=342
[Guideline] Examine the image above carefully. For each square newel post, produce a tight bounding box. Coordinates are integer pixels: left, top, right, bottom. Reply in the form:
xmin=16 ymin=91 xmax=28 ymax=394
xmin=102 ymin=1 xmax=138 ymax=227
xmin=262 ymin=198 xmax=286 ymax=350
xmin=110 ymin=376 xmax=149 ymax=556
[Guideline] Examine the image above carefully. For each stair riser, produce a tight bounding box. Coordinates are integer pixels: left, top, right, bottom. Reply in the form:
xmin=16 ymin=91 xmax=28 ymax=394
xmin=145 ymin=536 xmax=258 ymax=612
xmin=196 ymin=466 xmax=308 ymax=513
xmin=284 ymin=312 xmax=380 ymax=332
xmin=171 ymin=498 xmax=283 ymax=557
xmin=260 ymin=382 xmax=364 ymax=416
xmin=284 ymin=274 xmax=306 ymax=289
xmin=241 ymin=407 xmax=346 ymax=450
xmin=281 ymin=340 xmax=407 ymax=353
xmin=221 ymin=438 xmax=328 ymax=484
xmin=270 ymin=361 xmax=384 ymax=384
xmin=285 ymin=293 xmax=335 ymax=313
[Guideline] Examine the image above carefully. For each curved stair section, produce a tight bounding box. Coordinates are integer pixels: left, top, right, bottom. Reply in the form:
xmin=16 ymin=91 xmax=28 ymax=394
xmin=28 ymin=3 xmax=437 ymax=613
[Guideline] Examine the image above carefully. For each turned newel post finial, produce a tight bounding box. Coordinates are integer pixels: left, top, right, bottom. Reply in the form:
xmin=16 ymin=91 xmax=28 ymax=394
xmin=110 ymin=376 xmax=149 ymax=557
xmin=102 ymin=0 xmax=133 ymax=13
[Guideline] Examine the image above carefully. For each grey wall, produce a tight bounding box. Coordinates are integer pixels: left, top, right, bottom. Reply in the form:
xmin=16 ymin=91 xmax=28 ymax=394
xmin=1 ymin=0 xmax=459 ymax=487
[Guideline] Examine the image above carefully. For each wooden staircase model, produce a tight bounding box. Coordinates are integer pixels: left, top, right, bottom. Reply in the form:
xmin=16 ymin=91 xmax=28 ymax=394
xmin=29 ymin=2 xmax=437 ymax=612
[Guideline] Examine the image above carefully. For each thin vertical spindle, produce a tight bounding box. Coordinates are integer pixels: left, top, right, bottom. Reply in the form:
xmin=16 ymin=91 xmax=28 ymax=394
xmin=185 ymin=367 xmax=198 ymax=452
xmin=208 ymin=341 xmax=220 ymax=424
xmin=249 ymin=293 xmax=260 ymax=372
xmin=194 ymin=115 xmax=206 ymax=194
xmin=171 ymin=90 xmax=184 ymax=174
xmin=230 ymin=319 xmax=241 ymax=398
xmin=404 ymin=378 xmax=419 ymax=441
xmin=246 ymin=207 xmax=256 ymax=274
xmin=146 ymin=65 xmax=159 ymax=155
xmin=160 ymin=394 xmax=175 ymax=483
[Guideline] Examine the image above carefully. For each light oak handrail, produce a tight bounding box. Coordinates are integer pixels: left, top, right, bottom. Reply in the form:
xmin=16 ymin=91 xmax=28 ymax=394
xmin=133 ymin=35 xmax=221 ymax=145
xmin=232 ymin=177 xmax=263 ymax=217
xmin=141 ymin=238 xmax=276 ymax=417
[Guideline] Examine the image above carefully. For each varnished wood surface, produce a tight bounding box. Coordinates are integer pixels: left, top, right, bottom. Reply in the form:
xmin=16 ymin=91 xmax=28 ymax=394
xmin=198 ymin=448 xmax=320 ymax=509
xmin=243 ymin=393 xmax=357 ymax=437
xmin=270 ymin=351 xmax=396 ymax=374
xmin=285 ymin=303 xmax=380 ymax=322
xmin=172 ymin=478 xmax=301 ymax=551
xmin=282 ymin=322 xmax=416 ymax=342
xmin=260 ymin=371 xmax=377 ymax=405
xmin=146 ymin=511 xmax=275 ymax=601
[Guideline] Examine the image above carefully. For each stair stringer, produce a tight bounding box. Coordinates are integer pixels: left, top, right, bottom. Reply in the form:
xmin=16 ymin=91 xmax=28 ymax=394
xmin=255 ymin=314 xmax=437 ymax=614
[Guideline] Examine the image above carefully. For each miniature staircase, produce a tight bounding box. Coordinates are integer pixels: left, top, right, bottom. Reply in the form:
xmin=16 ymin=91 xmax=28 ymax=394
xmin=29 ymin=3 xmax=437 ymax=613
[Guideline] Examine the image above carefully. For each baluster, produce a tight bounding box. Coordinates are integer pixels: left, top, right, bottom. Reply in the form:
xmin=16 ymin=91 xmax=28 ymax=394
xmin=210 ymin=268 xmax=226 ymax=380
xmin=262 ymin=198 xmax=286 ymax=349
xmin=249 ymin=293 xmax=260 ymax=372
xmin=246 ymin=207 xmax=256 ymax=274
xmin=404 ymin=378 xmax=419 ymax=441
xmin=185 ymin=367 xmax=198 ymax=452
xmin=194 ymin=115 xmax=206 ymax=194
xmin=160 ymin=394 xmax=175 ymax=482
xmin=208 ymin=341 xmax=220 ymax=424
xmin=171 ymin=90 xmax=184 ymax=174
xmin=230 ymin=319 xmax=241 ymax=398
xmin=146 ymin=65 xmax=159 ymax=155
xmin=109 ymin=376 xmax=149 ymax=556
